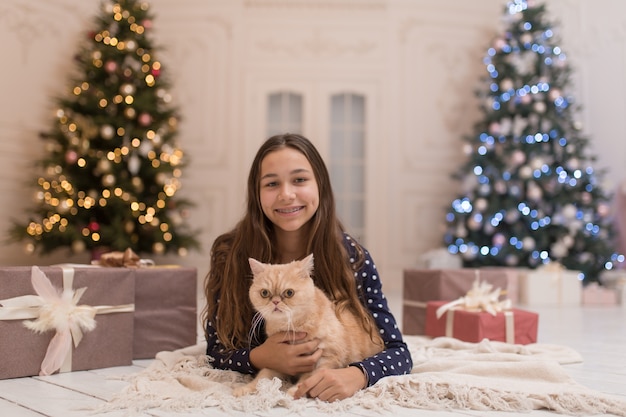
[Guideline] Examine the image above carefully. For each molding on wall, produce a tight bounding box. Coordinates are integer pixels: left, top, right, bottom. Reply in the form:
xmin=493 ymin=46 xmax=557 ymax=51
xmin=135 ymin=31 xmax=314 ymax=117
xmin=254 ymin=30 xmax=378 ymax=59
xmin=0 ymin=2 xmax=95 ymax=62
xmin=243 ymin=0 xmax=386 ymax=11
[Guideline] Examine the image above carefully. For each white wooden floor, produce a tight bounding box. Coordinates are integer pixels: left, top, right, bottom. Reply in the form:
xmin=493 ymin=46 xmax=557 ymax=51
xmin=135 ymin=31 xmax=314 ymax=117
xmin=1 ymin=300 xmax=625 ymax=417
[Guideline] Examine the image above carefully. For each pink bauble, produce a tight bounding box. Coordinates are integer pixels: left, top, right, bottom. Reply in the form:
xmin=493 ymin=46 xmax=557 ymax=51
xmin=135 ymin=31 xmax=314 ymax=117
xmin=511 ymin=150 xmax=526 ymax=165
xmin=493 ymin=233 xmax=506 ymax=247
xmin=104 ymin=60 xmax=117 ymax=73
xmin=88 ymin=221 xmax=100 ymax=232
xmin=494 ymin=38 xmax=507 ymax=51
xmin=138 ymin=113 xmax=152 ymax=126
xmin=489 ymin=122 xmax=501 ymax=136
xmin=65 ymin=150 xmax=78 ymax=164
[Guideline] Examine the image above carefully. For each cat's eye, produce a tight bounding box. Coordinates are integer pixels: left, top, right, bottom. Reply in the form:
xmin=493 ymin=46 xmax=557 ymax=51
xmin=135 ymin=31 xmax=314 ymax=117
xmin=260 ymin=289 xmax=271 ymax=298
xmin=282 ymin=289 xmax=295 ymax=298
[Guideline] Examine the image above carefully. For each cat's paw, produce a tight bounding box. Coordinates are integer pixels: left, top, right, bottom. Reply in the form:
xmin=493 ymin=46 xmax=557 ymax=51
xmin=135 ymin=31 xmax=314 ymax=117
xmin=232 ymin=383 xmax=256 ymax=397
xmin=176 ymin=375 xmax=211 ymax=391
xmin=286 ymin=384 xmax=299 ymax=398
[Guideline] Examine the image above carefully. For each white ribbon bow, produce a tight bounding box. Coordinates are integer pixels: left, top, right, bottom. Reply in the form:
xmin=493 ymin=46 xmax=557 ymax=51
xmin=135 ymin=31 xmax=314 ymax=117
xmin=0 ymin=266 xmax=134 ymax=376
xmin=436 ymin=277 xmax=512 ymax=319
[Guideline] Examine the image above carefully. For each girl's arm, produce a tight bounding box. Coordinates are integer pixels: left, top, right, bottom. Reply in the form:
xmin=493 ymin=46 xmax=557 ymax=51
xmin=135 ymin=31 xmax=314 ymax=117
xmin=205 ymin=316 xmax=257 ymax=375
xmin=206 ymin=314 xmax=322 ymax=375
xmin=349 ymin=249 xmax=413 ymax=386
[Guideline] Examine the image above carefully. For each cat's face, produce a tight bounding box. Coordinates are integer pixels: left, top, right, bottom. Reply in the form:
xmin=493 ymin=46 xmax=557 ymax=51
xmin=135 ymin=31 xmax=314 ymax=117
xmin=248 ymin=254 xmax=315 ymax=323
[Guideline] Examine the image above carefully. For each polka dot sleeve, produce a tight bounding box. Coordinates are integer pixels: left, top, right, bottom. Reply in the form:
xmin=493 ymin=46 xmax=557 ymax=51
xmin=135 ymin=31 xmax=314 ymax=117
xmin=205 ymin=315 xmax=258 ymax=375
xmin=345 ymin=237 xmax=414 ymax=386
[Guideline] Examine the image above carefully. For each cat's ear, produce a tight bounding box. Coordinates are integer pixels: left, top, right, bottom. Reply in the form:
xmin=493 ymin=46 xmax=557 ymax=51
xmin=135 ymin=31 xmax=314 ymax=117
xmin=248 ymin=258 xmax=265 ymax=275
xmin=301 ymin=253 xmax=314 ymax=275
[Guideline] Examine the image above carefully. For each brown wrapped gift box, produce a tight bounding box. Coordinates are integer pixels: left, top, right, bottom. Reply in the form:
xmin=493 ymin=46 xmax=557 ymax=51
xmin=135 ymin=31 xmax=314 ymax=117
xmin=133 ymin=267 xmax=197 ymax=359
xmin=403 ymin=269 xmax=509 ymax=335
xmin=0 ymin=266 xmax=134 ymax=379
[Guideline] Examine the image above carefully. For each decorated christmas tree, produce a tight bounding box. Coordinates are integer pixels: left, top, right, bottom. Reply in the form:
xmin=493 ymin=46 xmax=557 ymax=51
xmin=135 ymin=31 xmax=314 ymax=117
xmin=442 ymin=0 xmax=622 ymax=282
xmin=10 ymin=0 xmax=199 ymax=257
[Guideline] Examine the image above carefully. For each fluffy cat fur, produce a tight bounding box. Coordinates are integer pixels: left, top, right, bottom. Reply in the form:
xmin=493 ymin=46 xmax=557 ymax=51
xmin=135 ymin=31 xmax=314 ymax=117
xmin=232 ymin=254 xmax=383 ymax=397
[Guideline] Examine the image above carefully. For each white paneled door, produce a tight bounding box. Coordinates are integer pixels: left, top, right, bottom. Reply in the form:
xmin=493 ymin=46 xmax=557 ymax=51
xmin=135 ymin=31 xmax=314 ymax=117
xmin=243 ymin=76 xmax=388 ymax=261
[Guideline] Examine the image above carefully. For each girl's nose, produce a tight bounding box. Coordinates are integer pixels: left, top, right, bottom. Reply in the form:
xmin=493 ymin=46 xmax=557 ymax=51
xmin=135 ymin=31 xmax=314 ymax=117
xmin=279 ymin=185 xmax=295 ymax=201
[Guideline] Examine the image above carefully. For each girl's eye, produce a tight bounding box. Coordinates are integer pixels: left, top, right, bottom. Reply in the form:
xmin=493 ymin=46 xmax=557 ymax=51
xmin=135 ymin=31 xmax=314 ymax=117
xmin=260 ymin=289 xmax=271 ymax=298
xmin=282 ymin=289 xmax=295 ymax=298
xmin=294 ymin=177 xmax=306 ymax=184
xmin=264 ymin=181 xmax=277 ymax=188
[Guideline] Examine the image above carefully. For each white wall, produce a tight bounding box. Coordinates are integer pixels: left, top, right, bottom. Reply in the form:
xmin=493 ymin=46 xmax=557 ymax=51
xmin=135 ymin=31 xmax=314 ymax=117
xmin=1 ymin=0 xmax=625 ymax=318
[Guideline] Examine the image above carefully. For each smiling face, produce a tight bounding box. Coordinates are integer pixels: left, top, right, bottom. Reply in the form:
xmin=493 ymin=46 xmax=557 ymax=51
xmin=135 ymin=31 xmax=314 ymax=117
xmin=259 ymin=147 xmax=320 ymax=236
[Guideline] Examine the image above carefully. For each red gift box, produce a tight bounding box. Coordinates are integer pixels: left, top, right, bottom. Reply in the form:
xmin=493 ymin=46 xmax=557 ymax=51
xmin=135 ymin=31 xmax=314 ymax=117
xmin=424 ymin=300 xmax=538 ymax=344
xmin=403 ymin=269 xmax=509 ymax=335
xmin=132 ymin=266 xmax=197 ymax=359
xmin=0 ymin=266 xmax=135 ymax=379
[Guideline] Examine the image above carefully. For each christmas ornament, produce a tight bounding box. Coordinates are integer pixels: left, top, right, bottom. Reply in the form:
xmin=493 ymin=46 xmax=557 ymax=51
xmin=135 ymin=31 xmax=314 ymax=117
xmin=474 ymin=198 xmax=488 ymax=212
xmin=511 ymin=150 xmax=526 ymax=165
xmin=72 ymin=239 xmax=86 ymax=253
xmin=562 ymin=204 xmax=577 ymax=220
xmin=519 ymin=165 xmax=533 ymax=179
xmin=88 ymin=221 xmax=100 ymax=232
xmin=138 ymin=112 xmax=152 ymax=126
xmin=120 ymin=83 xmax=136 ymax=96
xmin=533 ymin=101 xmax=546 ymax=113
xmin=124 ymin=107 xmax=137 ymax=119
xmin=102 ymin=174 xmax=116 ymax=187
xmin=522 ymin=236 xmax=536 ymax=250
xmin=104 ymin=60 xmax=118 ymax=73
xmin=65 ymin=150 xmax=79 ymax=164
xmin=125 ymin=39 xmax=137 ymax=51
xmin=128 ymin=154 xmax=141 ymax=175
xmin=492 ymin=233 xmax=506 ymax=247
xmin=153 ymin=242 xmax=164 ymax=254
xmin=101 ymin=124 xmax=115 ymax=140
xmin=97 ymin=159 xmax=111 ymax=173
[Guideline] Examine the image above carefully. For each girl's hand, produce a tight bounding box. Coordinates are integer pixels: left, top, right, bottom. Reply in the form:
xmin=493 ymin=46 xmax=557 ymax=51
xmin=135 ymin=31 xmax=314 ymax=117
xmin=292 ymin=366 xmax=367 ymax=401
xmin=250 ymin=331 xmax=322 ymax=376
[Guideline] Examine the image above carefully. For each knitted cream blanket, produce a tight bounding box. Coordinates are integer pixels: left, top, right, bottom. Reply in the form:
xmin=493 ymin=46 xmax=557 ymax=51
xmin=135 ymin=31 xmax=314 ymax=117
xmin=99 ymin=336 xmax=626 ymax=416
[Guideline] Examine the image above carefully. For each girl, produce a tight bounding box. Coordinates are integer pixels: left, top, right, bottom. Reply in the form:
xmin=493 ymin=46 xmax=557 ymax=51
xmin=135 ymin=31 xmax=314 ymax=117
xmin=203 ymin=133 xmax=412 ymax=401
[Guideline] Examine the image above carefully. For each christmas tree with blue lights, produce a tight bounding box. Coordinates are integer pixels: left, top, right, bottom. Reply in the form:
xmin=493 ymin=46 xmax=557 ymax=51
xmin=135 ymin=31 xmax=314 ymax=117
xmin=442 ymin=0 xmax=621 ymax=283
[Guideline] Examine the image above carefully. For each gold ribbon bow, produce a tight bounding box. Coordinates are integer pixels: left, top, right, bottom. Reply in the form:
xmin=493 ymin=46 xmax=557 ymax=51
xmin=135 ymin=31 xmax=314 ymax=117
xmin=436 ymin=277 xmax=511 ymax=319
xmin=0 ymin=266 xmax=134 ymax=376
xmin=94 ymin=248 xmax=154 ymax=268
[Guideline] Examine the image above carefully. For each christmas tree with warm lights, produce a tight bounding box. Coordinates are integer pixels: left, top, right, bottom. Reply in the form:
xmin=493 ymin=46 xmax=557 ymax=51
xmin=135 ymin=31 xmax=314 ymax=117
xmin=442 ymin=0 xmax=622 ymax=283
xmin=10 ymin=0 xmax=199 ymax=258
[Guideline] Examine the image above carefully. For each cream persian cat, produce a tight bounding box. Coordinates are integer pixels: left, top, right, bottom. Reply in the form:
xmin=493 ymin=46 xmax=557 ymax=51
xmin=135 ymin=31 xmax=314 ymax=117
xmin=232 ymin=254 xmax=383 ymax=397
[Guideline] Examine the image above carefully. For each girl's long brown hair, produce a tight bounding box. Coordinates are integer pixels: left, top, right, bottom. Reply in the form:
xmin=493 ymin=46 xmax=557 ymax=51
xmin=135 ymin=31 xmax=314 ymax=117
xmin=202 ymin=133 xmax=377 ymax=351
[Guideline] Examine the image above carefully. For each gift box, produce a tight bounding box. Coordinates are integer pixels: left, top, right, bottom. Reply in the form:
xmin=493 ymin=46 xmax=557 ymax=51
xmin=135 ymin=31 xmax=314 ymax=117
xmin=0 ymin=266 xmax=134 ymax=379
xmin=600 ymin=270 xmax=626 ymax=307
xmin=581 ymin=282 xmax=618 ymax=306
xmin=518 ymin=264 xmax=582 ymax=306
xmin=403 ymin=268 xmax=509 ymax=335
xmin=424 ymin=300 xmax=538 ymax=344
xmin=132 ymin=266 xmax=198 ymax=359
